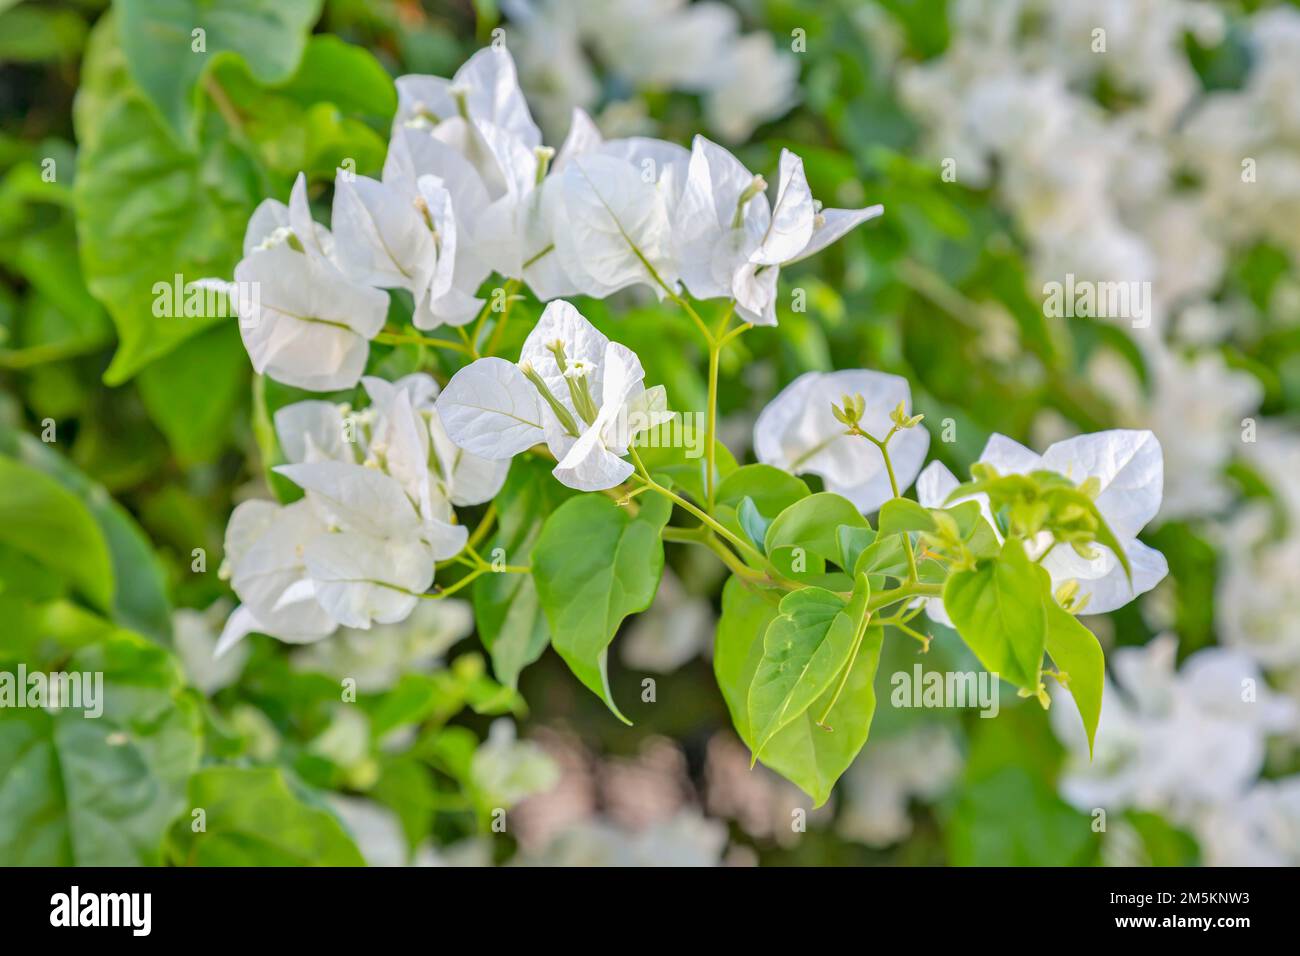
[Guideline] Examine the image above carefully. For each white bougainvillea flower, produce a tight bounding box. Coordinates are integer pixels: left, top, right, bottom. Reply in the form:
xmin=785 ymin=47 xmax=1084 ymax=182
xmin=274 ymin=374 xmax=506 ymax=518
xmin=243 ymin=172 xmax=334 ymax=263
xmin=509 ymin=108 xmax=606 ymax=301
xmin=395 ymin=46 xmax=542 ymax=149
xmin=331 ymin=170 xmax=475 ymax=329
xmin=364 ymin=374 xmax=509 ymax=507
xmin=272 ymin=459 xmax=441 ymax=630
xmin=385 ymin=106 xmax=543 ymax=300
xmin=231 ymin=243 xmax=387 ymax=392
xmin=916 ymin=429 xmax=1169 ymax=616
xmin=216 ymin=499 xmax=339 ymax=656
xmin=388 ymin=48 xmax=546 ymax=284
xmin=437 ymin=300 xmax=669 ymax=491
xmin=672 ymin=141 xmax=883 ymax=324
xmin=672 ymin=135 xmax=773 ymax=303
xmin=550 ymin=140 xmax=688 ymax=300
xmin=225 ymin=372 xmax=508 ymax=633
xmin=731 ymin=149 xmax=883 ymax=325
xmin=754 ymin=369 xmax=929 ymax=512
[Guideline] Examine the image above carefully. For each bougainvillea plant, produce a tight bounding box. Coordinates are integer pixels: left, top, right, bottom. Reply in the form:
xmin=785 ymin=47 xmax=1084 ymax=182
xmin=210 ymin=47 xmax=1167 ymax=805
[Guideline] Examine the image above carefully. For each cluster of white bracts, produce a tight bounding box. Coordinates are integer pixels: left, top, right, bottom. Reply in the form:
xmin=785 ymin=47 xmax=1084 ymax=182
xmin=216 ymin=47 xmax=882 ymax=393
xmin=217 ymin=374 xmax=505 ymax=654
xmin=211 ymin=46 xmax=883 ymax=650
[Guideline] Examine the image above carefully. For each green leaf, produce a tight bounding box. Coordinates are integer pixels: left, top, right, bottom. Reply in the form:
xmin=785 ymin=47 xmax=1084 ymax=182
xmin=765 ymin=491 xmax=869 ymax=564
xmin=877 ymin=497 xmax=937 ymax=537
xmin=853 ymin=532 xmax=912 ymax=584
xmin=137 ymin=323 xmax=248 ymax=463
xmin=945 ymin=500 xmax=1001 ymax=558
xmin=1042 ymin=591 xmax=1104 ymax=758
xmin=74 ymin=88 xmax=261 ymax=383
xmin=0 ymin=456 xmax=113 ymax=612
xmin=736 ymin=496 xmax=772 ymax=551
xmin=118 ymin=0 xmax=324 ymax=140
xmin=532 ymin=492 xmax=672 ymax=722
xmin=836 ymin=524 xmax=876 ymax=572
xmin=475 ymin=459 xmax=574 ymax=688
xmin=0 ymin=602 xmax=201 ymax=865
xmin=268 ymin=35 xmax=397 ymax=120
xmin=5 ymin=219 xmax=111 ymax=358
xmin=0 ymin=431 xmax=172 ymax=643
xmin=208 ymin=35 xmax=395 ymax=179
xmin=749 ymin=574 xmax=872 ymax=759
xmin=0 ymin=5 xmax=87 ymax=63
xmin=942 ymin=537 xmax=1046 ymax=688
xmin=165 ymin=766 xmax=365 ymax=866
xmin=714 ymin=576 xmax=885 ymax=806
xmin=716 ymin=463 xmax=810 ymax=516
xmin=713 ymin=577 xmax=782 ymax=744
xmin=748 ymin=587 xmax=846 ymax=757
xmin=1043 ymin=485 xmax=1133 ymax=585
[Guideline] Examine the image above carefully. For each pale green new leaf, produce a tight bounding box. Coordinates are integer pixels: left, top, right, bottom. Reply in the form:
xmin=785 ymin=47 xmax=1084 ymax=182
xmin=748 ymin=587 xmax=845 ymax=758
xmin=1041 ymin=581 xmax=1105 ymax=757
xmin=765 ymin=491 xmax=869 ymax=563
xmin=943 ymin=537 xmax=1046 ymax=689
xmin=716 ymin=577 xmax=884 ymax=806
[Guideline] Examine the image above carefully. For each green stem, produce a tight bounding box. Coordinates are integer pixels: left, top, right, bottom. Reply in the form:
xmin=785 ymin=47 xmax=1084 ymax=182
xmin=464 ymin=502 xmax=497 ymax=552
xmin=629 ymin=448 xmax=771 ymax=572
xmin=522 ymin=244 xmax=554 ymax=269
xmin=663 ymin=525 xmax=766 ymax=584
xmin=374 ymin=331 xmax=473 ymax=356
xmin=867 ymin=581 xmax=940 ymax=613
xmin=705 ymin=338 xmax=720 ymax=512
xmin=484 ymin=277 xmax=522 ymax=357
xmin=422 ymin=567 xmax=485 ymax=599
xmin=890 ymin=619 xmax=932 ymax=651
xmin=852 ymin=422 xmax=920 ymax=584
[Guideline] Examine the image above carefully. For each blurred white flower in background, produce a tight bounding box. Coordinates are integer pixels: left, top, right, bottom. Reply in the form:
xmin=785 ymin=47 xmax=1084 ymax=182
xmin=620 ymin=569 xmax=714 ymax=673
xmin=291 ymin=600 xmax=474 ymax=693
xmin=173 ymin=602 xmax=248 ymax=695
xmin=471 ymin=719 xmax=562 ymax=807
xmin=1084 ymin=348 xmax=1262 ymax=521
xmin=503 ymin=0 xmax=797 ymax=144
xmin=1051 ymin=636 xmax=1296 ymax=839
xmin=837 ymin=723 xmax=964 ymax=847
xmin=1198 ymin=778 xmax=1300 ymax=867
xmin=755 ymin=369 xmax=928 ymax=513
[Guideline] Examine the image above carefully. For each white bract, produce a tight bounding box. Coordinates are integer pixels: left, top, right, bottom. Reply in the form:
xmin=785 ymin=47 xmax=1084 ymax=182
xmin=331 ymin=171 xmax=475 ymax=329
xmin=217 ymin=373 xmax=500 ymax=653
xmin=219 ymin=175 xmax=387 ymax=391
xmin=917 ymin=429 xmax=1169 ymax=617
xmin=753 ymin=369 xmax=929 ymax=513
xmin=549 ymin=135 xmax=688 ymax=300
xmin=675 ymin=141 xmax=883 ymax=325
xmin=216 ymin=47 xmax=874 ymax=399
xmin=437 ymin=300 xmax=669 ymax=492
xmin=216 ymin=498 xmax=338 ymax=656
